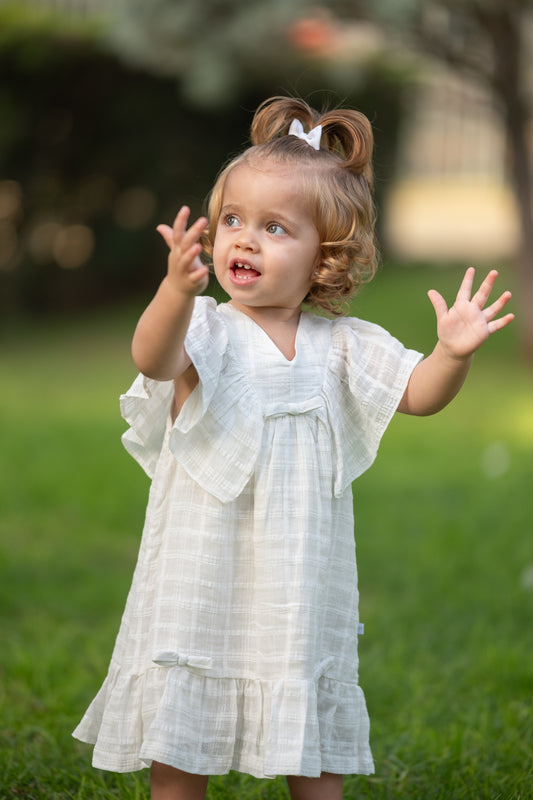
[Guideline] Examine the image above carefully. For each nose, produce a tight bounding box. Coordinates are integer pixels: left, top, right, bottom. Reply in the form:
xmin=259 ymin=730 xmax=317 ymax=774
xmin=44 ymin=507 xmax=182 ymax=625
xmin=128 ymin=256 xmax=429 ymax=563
xmin=235 ymin=228 xmax=258 ymax=252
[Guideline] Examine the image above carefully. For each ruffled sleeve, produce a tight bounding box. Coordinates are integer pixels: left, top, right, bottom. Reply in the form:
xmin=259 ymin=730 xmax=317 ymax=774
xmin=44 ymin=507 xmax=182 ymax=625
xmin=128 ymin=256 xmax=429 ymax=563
xmin=326 ymin=317 xmax=423 ymax=496
xmin=120 ymin=296 xmax=263 ymax=504
xmin=120 ymin=374 xmax=174 ymax=479
xmin=168 ymin=297 xmax=263 ymax=504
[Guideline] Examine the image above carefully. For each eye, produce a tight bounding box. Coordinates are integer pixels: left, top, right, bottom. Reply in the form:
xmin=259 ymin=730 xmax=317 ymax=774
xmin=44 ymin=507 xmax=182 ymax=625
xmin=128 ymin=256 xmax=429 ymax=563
xmin=223 ymin=214 xmax=240 ymax=228
xmin=266 ymin=222 xmax=286 ymax=236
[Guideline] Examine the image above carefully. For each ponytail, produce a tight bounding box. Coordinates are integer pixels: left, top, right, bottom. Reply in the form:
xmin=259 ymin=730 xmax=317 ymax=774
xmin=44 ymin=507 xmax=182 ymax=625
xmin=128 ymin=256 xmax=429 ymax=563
xmin=319 ymin=110 xmax=373 ymax=186
xmin=250 ymin=96 xmax=373 ymax=185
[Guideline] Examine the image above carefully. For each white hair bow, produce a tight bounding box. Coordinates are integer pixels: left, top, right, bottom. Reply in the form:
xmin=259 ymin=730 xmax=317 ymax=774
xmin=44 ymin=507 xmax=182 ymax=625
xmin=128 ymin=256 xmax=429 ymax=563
xmin=288 ymin=119 xmax=322 ymax=150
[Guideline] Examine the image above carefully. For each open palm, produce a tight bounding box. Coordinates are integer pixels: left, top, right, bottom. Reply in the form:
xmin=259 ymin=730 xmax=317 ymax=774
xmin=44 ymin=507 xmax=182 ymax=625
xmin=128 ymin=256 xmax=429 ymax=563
xmin=428 ymin=268 xmax=514 ymax=360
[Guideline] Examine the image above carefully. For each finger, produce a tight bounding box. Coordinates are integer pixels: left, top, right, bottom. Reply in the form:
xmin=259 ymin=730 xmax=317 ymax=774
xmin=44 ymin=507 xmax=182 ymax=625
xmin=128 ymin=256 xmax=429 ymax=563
xmin=172 ymin=206 xmax=191 ymax=240
xmin=483 ymin=290 xmax=512 ymax=321
xmin=184 ymin=243 xmax=203 ymax=269
xmin=172 ymin=207 xmax=206 ymax=238
xmin=180 ymin=215 xmax=208 ymax=250
xmin=455 ymin=266 xmax=476 ymax=302
xmin=173 ymin=215 xmax=207 ymax=258
xmin=488 ymin=312 xmax=515 ymax=334
xmin=471 ymin=269 xmax=499 ymax=308
xmin=427 ymin=289 xmax=449 ymax=320
xmin=158 ymin=205 xmax=194 ymax=247
xmin=156 ymin=224 xmax=174 ymax=249
xmin=189 ymin=264 xmax=210 ymax=284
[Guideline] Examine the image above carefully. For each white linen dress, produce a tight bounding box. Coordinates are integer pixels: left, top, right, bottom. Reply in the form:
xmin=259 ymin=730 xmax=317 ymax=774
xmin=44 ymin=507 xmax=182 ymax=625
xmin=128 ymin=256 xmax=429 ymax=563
xmin=73 ymin=296 xmax=422 ymax=779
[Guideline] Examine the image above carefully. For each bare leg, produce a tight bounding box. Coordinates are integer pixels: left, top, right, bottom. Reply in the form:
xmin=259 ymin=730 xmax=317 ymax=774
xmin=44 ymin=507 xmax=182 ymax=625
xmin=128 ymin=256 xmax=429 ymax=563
xmin=150 ymin=761 xmax=208 ymax=800
xmin=287 ymin=772 xmax=343 ymax=800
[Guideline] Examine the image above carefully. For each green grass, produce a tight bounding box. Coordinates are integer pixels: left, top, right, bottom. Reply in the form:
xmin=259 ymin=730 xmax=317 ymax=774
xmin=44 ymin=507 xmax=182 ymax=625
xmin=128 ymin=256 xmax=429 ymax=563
xmin=1 ymin=264 xmax=532 ymax=799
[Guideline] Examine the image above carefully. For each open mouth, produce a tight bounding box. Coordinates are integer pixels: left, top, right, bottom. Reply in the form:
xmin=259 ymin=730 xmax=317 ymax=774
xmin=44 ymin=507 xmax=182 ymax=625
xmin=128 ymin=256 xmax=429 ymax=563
xmin=231 ymin=261 xmax=261 ymax=282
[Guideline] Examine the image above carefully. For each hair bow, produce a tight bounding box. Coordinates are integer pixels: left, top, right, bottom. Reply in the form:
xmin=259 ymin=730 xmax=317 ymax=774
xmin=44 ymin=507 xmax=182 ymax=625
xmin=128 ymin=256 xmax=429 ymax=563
xmin=288 ymin=119 xmax=322 ymax=150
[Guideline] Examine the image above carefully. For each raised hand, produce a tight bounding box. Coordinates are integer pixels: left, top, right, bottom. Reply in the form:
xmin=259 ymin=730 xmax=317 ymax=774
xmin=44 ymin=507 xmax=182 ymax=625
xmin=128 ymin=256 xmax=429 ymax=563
xmin=131 ymin=207 xmax=210 ymax=379
xmin=157 ymin=206 xmax=210 ymax=297
xmin=427 ymin=267 xmax=514 ymax=360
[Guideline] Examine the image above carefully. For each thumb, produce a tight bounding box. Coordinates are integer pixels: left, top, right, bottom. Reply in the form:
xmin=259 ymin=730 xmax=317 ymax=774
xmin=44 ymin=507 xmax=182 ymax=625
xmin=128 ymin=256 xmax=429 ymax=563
xmin=156 ymin=224 xmax=174 ymax=250
xmin=427 ymin=289 xmax=448 ymax=321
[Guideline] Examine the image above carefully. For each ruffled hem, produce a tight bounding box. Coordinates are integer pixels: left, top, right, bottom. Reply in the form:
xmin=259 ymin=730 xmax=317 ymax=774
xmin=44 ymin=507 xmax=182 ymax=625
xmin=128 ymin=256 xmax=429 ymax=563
xmin=73 ymin=661 xmax=374 ymax=779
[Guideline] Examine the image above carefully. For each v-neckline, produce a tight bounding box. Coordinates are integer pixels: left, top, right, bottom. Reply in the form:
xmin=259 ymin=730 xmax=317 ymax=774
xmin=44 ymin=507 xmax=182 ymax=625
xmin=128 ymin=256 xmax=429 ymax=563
xmin=222 ymin=303 xmax=304 ymax=363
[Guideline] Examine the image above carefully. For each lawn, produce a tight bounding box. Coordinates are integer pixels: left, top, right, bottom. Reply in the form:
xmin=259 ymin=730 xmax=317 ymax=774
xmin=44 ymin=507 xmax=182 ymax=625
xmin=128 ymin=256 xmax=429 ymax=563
xmin=1 ymin=264 xmax=532 ymax=799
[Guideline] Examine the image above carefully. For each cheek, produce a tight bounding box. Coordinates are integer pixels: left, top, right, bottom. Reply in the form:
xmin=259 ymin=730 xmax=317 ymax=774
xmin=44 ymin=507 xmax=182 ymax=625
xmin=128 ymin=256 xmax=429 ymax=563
xmin=211 ymin=239 xmax=225 ymax=284
xmin=212 ymin=231 xmax=224 ymax=263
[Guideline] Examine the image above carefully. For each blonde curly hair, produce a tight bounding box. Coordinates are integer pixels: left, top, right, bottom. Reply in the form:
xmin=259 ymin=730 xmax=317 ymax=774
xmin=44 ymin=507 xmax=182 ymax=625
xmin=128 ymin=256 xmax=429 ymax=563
xmin=202 ymin=96 xmax=377 ymax=315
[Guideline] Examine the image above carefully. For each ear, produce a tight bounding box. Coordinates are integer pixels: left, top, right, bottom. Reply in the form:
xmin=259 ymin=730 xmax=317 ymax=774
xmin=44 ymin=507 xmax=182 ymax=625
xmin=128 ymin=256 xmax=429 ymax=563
xmin=312 ymin=259 xmax=324 ymax=278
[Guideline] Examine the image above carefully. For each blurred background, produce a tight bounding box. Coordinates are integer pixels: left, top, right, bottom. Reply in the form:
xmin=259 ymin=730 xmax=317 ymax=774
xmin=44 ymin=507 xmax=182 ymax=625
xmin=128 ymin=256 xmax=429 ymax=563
xmin=1 ymin=0 xmax=533 ymax=350
xmin=1 ymin=1 xmax=532 ymax=798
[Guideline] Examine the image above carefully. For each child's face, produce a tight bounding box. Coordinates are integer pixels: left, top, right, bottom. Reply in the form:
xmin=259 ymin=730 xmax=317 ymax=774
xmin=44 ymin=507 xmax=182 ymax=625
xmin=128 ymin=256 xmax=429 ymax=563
xmin=213 ymin=160 xmax=321 ymax=317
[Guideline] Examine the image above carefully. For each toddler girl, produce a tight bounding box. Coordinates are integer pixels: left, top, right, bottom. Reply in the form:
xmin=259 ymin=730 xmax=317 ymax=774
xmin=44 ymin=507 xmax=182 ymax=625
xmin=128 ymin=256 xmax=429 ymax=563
xmin=73 ymin=96 xmax=513 ymax=800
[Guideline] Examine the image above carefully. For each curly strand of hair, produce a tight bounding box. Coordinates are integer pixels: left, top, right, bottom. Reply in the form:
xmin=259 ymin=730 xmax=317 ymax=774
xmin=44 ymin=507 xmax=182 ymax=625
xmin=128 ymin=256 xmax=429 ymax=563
xmin=306 ymin=277 xmax=354 ymax=317
xmin=305 ymin=229 xmax=377 ymax=315
xmin=307 ymin=260 xmax=374 ymax=316
xmin=318 ymin=110 xmax=374 ymax=183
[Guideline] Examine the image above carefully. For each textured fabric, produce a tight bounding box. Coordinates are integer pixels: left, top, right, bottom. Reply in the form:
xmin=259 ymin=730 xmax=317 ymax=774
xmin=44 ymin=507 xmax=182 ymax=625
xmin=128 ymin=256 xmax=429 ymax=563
xmin=73 ymin=296 xmax=423 ymax=778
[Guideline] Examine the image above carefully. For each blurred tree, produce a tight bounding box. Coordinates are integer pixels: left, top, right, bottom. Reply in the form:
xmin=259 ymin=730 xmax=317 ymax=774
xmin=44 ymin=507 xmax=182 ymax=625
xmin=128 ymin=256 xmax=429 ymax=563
xmin=103 ymin=0 xmax=412 ymax=113
xmin=105 ymin=0 xmax=533 ymax=355
xmin=324 ymin=0 xmax=533 ymax=357
xmin=105 ymin=0 xmax=316 ymax=108
xmin=103 ymin=0 xmax=412 ymax=234
xmin=0 ymin=1 xmax=409 ymax=315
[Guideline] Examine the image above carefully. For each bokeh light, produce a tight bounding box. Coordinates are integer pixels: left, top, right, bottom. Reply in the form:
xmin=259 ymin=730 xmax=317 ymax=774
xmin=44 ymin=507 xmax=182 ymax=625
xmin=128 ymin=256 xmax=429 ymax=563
xmin=114 ymin=186 xmax=157 ymax=230
xmin=0 ymin=221 xmax=18 ymax=270
xmin=52 ymin=224 xmax=95 ymax=269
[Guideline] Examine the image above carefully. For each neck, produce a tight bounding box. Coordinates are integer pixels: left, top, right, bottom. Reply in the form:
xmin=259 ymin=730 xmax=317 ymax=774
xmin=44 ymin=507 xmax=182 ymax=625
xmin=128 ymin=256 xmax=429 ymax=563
xmin=229 ymin=301 xmax=302 ymax=327
xmin=229 ymin=302 xmax=303 ymax=361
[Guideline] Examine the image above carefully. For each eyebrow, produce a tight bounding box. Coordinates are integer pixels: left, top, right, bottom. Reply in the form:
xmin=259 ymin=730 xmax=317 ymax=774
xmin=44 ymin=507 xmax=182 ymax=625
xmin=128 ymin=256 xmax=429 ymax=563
xmin=219 ymin=203 xmax=241 ymax=216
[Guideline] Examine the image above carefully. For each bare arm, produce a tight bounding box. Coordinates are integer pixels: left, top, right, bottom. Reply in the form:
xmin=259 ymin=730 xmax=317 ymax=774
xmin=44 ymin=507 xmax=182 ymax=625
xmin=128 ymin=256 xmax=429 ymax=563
xmin=398 ymin=268 xmax=514 ymax=416
xmin=131 ymin=207 xmax=210 ymax=381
